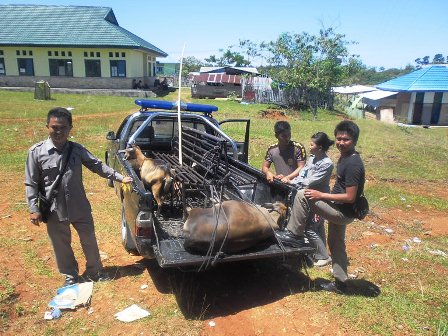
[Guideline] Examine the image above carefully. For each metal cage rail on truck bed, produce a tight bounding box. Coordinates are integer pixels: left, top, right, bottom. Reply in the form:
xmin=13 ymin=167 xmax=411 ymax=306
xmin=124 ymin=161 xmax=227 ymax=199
xmin=153 ymin=126 xmax=258 ymax=220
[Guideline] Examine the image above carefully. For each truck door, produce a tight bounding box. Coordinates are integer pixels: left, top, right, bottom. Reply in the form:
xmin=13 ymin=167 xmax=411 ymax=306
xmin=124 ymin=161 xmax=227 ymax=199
xmin=106 ymin=115 xmax=130 ymax=170
xmin=218 ymin=119 xmax=250 ymax=163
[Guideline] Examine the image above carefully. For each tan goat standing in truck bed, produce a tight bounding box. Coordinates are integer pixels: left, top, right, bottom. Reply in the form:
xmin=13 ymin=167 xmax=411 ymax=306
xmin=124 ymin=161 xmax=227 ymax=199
xmin=124 ymin=144 xmax=173 ymax=216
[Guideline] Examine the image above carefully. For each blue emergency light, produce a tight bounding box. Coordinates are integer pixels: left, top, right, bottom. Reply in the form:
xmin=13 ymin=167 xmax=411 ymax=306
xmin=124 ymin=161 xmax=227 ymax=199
xmin=135 ymin=99 xmax=218 ymax=114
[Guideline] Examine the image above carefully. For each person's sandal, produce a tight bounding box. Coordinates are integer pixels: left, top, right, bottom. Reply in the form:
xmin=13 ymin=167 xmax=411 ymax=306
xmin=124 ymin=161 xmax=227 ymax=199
xmin=63 ymin=275 xmax=78 ymax=287
xmin=86 ymin=271 xmax=111 ymax=282
xmin=314 ymin=257 xmax=332 ymax=267
xmin=275 ymin=230 xmax=307 ymax=248
xmin=320 ymin=280 xmax=347 ymax=294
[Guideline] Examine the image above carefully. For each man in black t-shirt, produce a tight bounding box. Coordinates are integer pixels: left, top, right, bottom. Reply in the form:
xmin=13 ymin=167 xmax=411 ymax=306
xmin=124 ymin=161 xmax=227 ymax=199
xmin=278 ymin=120 xmax=365 ymax=294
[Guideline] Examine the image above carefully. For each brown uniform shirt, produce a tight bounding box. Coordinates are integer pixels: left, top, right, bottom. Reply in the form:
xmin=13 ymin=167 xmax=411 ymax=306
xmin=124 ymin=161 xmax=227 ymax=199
xmin=264 ymin=141 xmax=306 ymax=176
xmin=25 ymin=139 xmax=124 ymax=222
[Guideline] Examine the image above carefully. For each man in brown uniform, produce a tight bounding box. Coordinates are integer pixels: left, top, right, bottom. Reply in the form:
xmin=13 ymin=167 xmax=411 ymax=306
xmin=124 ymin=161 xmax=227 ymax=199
xmin=25 ymin=107 xmax=132 ymax=287
xmin=262 ymin=121 xmax=306 ymax=184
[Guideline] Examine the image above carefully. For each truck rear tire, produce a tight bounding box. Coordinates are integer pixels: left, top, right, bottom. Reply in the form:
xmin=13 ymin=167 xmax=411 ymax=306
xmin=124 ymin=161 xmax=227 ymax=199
xmin=121 ymin=205 xmax=139 ymax=255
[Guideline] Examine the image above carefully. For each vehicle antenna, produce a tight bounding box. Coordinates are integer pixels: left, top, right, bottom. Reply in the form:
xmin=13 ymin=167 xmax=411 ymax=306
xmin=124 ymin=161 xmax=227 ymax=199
xmin=177 ymin=43 xmax=186 ymax=165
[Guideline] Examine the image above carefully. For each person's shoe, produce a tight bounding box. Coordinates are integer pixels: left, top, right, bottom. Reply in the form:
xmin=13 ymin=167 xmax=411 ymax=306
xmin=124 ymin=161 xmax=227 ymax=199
xmin=320 ymin=280 xmax=347 ymax=294
xmin=86 ymin=271 xmax=111 ymax=282
xmin=63 ymin=275 xmax=78 ymax=287
xmin=314 ymin=257 xmax=332 ymax=267
xmin=276 ymin=230 xmax=306 ymax=248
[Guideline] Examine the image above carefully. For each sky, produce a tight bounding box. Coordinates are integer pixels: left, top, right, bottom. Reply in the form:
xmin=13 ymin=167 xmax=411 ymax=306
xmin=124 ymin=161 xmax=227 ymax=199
xmin=2 ymin=0 xmax=447 ymax=69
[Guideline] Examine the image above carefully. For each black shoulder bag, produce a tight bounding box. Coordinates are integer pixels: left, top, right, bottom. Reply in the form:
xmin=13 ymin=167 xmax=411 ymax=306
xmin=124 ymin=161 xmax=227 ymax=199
xmin=353 ymin=193 xmax=369 ymax=220
xmin=38 ymin=142 xmax=73 ymax=223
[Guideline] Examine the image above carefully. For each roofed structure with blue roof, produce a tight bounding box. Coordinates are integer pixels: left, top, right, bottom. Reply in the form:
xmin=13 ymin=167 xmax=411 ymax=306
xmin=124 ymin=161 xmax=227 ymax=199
xmin=376 ymin=65 xmax=448 ymax=92
xmin=375 ymin=65 xmax=448 ymax=125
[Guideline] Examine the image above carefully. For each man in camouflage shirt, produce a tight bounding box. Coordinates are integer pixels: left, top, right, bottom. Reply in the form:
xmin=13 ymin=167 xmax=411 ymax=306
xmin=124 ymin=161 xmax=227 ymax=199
xmin=262 ymin=121 xmax=306 ymax=184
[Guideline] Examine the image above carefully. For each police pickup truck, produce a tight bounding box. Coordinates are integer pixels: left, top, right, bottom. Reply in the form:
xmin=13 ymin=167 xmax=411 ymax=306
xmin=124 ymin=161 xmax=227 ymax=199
xmin=105 ymin=99 xmax=313 ymax=269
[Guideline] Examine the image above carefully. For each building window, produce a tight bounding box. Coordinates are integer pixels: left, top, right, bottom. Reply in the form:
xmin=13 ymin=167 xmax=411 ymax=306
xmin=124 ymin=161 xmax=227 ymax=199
xmin=84 ymin=52 xmax=88 ymax=57
xmin=68 ymin=51 xmax=72 ymax=57
xmin=29 ymin=50 xmax=33 ymax=56
xmin=17 ymin=58 xmax=34 ymax=76
xmin=55 ymin=51 xmax=59 ymax=56
xmin=0 ymin=50 xmax=4 ymax=56
xmin=85 ymin=59 xmax=101 ymax=77
xmin=110 ymin=60 xmax=126 ymax=77
xmin=90 ymin=51 xmax=94 ymax=57
xmin=115 ymin=52 xmax=119 ymax=57
xmin=109 ymin=52 xmax=113 ymax=57
xmin=121 ymin=52 xmax=125 ymax=57
xmin=0 ymin=58 xmax=5 ymax=75
xmin=22 ymin=50 xmax=26 ymax=55
xmin=16 ymin=50 xmax=20 ymax=55
xmin=49 ymin=59 xmax=73 ymax=76
xmin=96 ymin=52 xmax=100 ymax=57
xmin=61 ymin=51 xmax=65 ymax=56
xmin=48 ymin=51 xmax=52 ymax=56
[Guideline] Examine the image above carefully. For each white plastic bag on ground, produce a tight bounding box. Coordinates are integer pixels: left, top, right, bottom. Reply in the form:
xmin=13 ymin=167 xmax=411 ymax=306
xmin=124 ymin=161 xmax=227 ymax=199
xmin=114 ymin=304 xmax=150 ymax=322
xmin=48 ymin=282 xmax=93 ymax=310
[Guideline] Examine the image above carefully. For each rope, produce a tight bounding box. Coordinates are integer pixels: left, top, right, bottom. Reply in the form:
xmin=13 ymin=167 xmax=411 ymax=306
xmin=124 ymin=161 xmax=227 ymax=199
xmin=225 ymin=189 xmax=288 ymax=257
xmin=198 ymin=183 xmax=227 ymax=271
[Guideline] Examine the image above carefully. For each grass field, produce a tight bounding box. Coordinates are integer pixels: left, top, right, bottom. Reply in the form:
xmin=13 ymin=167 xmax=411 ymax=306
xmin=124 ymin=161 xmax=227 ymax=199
xmin=0 ymin=89 xmax=447 ymax=335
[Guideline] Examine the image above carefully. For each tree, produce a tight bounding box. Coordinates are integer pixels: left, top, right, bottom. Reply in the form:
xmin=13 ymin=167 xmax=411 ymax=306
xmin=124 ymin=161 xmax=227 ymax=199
xmin=415 ymin=56 xmax=430 ymax=68
xmin=205 ymin=49 xmax=251 ymax=67
xmin=263 ymin=28 xmax=354 ymax=117
xmin=339 ymin=60 xmax=414 ymax=86
xmin=238 ymin=39 xmax=261 ymax=64
xmin=180 ymin=56 xmax=205 ymax=78
xmin=204 ymin=53 xmax=224 ymax=67
xmin=433 ymin=54 xmax=445 ymax=64
xmin=415 ymin=54 xmax=447 ymax=68
xmin=340 ymin=57 xmax=366 ymax=85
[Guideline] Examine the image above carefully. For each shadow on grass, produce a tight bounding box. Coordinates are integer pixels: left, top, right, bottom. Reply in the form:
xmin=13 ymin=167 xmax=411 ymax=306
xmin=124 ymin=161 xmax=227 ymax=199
xmin=106 ymin=258 xmax=381 ymax=318
xmin=132 ymin=257 xmax=313 ymax=319
xmin=104 ymin=263 xmax=147 ymax=280
xmin=153 ymin=87 xmax=176 ymax=98
xmin=313 ymin=277 xmax=381 ymax=297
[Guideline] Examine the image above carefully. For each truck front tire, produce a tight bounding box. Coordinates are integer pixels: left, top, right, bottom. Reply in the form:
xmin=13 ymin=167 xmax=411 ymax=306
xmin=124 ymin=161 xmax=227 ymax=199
xmin=121 ymin=205 xmax=139 ymax=255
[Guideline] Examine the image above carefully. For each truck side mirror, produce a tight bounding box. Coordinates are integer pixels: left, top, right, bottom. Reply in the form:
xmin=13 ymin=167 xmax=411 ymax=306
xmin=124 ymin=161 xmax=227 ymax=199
xmin=106 ymin=131 xmax=116 ymax=140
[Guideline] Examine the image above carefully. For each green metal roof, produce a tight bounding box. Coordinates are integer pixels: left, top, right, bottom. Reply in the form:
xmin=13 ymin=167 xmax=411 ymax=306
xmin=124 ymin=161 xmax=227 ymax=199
xmin=0 ymin=5 xmax=167 ymax=57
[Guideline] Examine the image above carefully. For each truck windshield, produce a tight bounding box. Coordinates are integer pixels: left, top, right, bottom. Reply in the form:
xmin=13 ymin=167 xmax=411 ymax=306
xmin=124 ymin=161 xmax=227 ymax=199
xmin=129 ymin=118 xmax=208 ymax=144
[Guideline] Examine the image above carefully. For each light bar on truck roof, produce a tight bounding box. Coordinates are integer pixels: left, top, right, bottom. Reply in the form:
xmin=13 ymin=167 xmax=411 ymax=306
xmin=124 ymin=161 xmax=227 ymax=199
xmin=135 ymin=99 xmax=218 ymax=114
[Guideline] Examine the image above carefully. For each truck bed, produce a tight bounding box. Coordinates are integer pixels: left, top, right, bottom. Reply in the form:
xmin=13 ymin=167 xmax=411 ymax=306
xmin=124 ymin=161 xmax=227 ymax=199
xmin=154 ymin=237 xmax=315 ymax=268
xmin=116 ymin=121 xmax=314 ymax=269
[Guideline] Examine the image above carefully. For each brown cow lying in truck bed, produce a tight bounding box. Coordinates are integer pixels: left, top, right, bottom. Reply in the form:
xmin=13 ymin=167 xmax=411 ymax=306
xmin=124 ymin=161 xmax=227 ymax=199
xmin=124 ymin=144 xmax=173 ymax=216
xmin=183 ymin=200 xmax=287 ymax=254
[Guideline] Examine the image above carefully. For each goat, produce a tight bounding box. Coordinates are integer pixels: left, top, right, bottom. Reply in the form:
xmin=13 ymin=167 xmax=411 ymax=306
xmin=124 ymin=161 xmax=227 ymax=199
xmin=183 ymin=200 xmax=287 ymax=254
xmin=124 ymin=144 xmax=173 ymax=216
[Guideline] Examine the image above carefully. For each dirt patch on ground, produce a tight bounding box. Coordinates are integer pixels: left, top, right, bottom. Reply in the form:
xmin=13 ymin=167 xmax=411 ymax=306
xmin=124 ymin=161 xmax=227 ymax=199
xmin=260 ymin=109 xmax=288 ymax=120
xmin=1 ymin=177 xmax=447 ymax=335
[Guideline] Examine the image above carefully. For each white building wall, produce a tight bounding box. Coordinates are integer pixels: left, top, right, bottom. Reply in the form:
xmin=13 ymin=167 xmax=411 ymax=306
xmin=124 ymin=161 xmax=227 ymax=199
xmin=0 ymin=46 xmax=161 ymax=88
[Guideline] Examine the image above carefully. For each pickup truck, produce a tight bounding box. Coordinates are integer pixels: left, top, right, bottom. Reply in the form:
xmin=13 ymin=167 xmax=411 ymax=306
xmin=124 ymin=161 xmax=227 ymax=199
xmin=105 ymin=99 xmax=313 ymax=269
